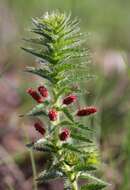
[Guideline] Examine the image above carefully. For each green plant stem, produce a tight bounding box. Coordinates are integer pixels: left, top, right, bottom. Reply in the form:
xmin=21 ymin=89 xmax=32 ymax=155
xmin=30 ymin=150 xmax=38 ymax=190
xmin=71 ymin=180 xmax=78 ymax=190
xmin=22 ymin=123 xmax=38 ymax=190
xmin=53 ymin=88 xmax=79 ymax=190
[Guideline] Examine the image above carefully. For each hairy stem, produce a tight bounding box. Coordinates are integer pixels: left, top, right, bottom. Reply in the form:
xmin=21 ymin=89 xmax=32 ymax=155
xmin=71 ymin=181 xmax=78 ymax=190
xmin=30 ymin=150 xmax=38 ymax=190
xmin=23 ymin=123 xmax=38 ymax=190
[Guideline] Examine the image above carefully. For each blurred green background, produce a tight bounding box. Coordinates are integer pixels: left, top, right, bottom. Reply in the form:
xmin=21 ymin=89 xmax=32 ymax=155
xmin=0 ymin=0 xmax=130 ymax=190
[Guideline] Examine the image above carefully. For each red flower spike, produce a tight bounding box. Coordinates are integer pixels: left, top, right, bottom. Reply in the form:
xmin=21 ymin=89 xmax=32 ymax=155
xmin=48 ymin=109 xmax=58 ymax=121
xmin=27 ymin=88 xmax=43 ymax=103
xmin=63 ymin=95 xmax=77 ymax=105
xmin=34 ymin=122 xmax=46 ymax=135
xmin=38 ymin=85 xmax=48 ymax=98
xmin=77 ymin=106 xmax=97 ymax=117
xmin=59 ymin=128 xmax=70 ymax=141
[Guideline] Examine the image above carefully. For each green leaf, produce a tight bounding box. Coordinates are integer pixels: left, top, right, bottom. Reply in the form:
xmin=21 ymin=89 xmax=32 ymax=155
xmin=55 ymin=87 xmax=68 ymax=100
xmin=37 ymin=169 xmax=63 ymax=182
xmin=31 ymin=28 xmax=54 ymax=42
xmin=23 ymin=38 xmax=44 ymax=46
xmin=34 ymin=145 xmax=51 ymax=152
xmin=25 ymin=66 xmax=53 ymax=82
xmin=59 ymin=18 xmax=80 ymax=40
xmin=26 ymin=142 xmax=34 ymax=148
xmin=62 ymin=107 xmax=74 ymax=122
xmin=32 ymin=18 xmax=52 ymax=33
xmin=71 ymin=133 xmax=93 ymax=143
xmin=32 ymin=139 xmax=56 ymax=153
xmin=75 ymin=122 xmax=92 ymax=131
xmin=21 ymin=47 xmax=53 ymax=63
xmin=27 ymin=110 xmax=47 ymax=117
xmin=26 ymin=141 xmax=52 ymax=152
xmin=79 ymin=173 xmax=109 ymax=187
xmin=56 ymin=120 xmax=73 ymax=126
xmin=74 ymin=165 xmax=97 ymax=172
xmin=56 ymin=13 xmax=71 ymax=34
xmin=27 ymin=104 xmax=48 ymax=117
xmin=53 ymin=63 xmax=74 ymax=75
xmin=62 ymin=143 xmax=82 ymax=153
xmin=81 ymin=183 xmax=107 ymax=190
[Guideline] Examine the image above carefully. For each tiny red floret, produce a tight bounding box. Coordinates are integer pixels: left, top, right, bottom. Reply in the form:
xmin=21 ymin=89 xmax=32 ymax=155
xmin=63 ymin=95 xmax=77 ymax=105
xmin=34 ymin=122 xmax=46 ymax=135
xmin=48 ymin=109 xmax=58 ymax=121
xmin=38 ymin=85 xmax=48 ymax=98
xmin=59 ymin=128 xmax=70 ymax=141
xmin=76 ymin=106 xmax=97 ymax=116
xmin=27 ymin=88 xmax=43 ymax=103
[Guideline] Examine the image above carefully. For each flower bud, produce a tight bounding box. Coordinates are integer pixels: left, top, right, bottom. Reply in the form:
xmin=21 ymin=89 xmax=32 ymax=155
xmin=27 ymin=88 xmax=43 ymax=103
xmin=63 ymin=95 xmax=77 ymax=105
xmin=38 ymin=85 xmax=48 ymax=98
xmin=34 ymin=122 xmax=46 ymax=135
xmin=76 ymin=106 xmax=97 ymax=116
xmin=48 ymin=109 xmax=58 ymax=121
xmin=59 ymin=128 xmax=70 ymax=141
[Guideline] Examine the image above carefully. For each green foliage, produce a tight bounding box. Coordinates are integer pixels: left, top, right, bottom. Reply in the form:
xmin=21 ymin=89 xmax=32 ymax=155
xmin=25 ymin=66 xmax=53 ymax=83
xmin=22 ymin=11 xmax=107 ymax=190
xmin=81 ymin=183 xmax=106 ymax=190
xmin=22 ymin=11 xmax=90 ymax=88
xmin=37 ymin=169 xmax=63 ymax=182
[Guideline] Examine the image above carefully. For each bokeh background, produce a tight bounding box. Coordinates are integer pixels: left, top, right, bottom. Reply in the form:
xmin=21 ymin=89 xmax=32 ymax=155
xmin=0 ymin=0 xmax=130 ymax=190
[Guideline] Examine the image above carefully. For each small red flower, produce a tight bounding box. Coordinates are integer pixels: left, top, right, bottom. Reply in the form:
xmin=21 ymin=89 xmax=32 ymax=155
xmin=48 ymin=109 xmax=58 ymax=121
xmin=76 ymin=106 xmax=97 ymax=116
xmin=34 ymin=122 xmax=46 ymax=135
xmin=38 ymin=85 xmax=48 ymax=98
xmin=27 ymin=88 xmax=43 ymax=103
xmin=59 ymin=128 xmax=70 ymax=141
xmin=63 ymin=95 xmax=77 ymax=105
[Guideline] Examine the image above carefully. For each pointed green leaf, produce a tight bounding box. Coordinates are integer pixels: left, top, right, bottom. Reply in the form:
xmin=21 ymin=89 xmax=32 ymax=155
xmin=27 ymin=104 xmax=48 ymax=117
xmin=75 ymin=123 xmax=93 ymax=131
xmin=32 ymin=139 xmax=56 ymax=153
xmin=26 ymin=142 xmax=34 ymax=148
xmin=37 ymin=169 xmax=63 ymax=182
xmin=62 ymin=107 xmax=74 ymax=122
xmin=21 ymin=47 xmax=53 ymax=63
xmin=26 ymin=141 xmax=52 ymax=152
xmin=79 ymin=173 xmax=109 ymax=187
xmin=25 ymin=66 xmax=53 ymax=82
xmin=62 ymin=143 xmax=82 ymax=153
xmin=31 ymin=28 xmax=54 ymax=42
xmin=55 ymin=87 xmax=68 ymax=100
xmin=56 ymin=120 xmax=73 ymax=126
xmin=81 ymin=183 xmax=107 ymax=190
xmin=74 ymin=165 xmax=97 ymax=172
xmin=71 ymin=133 xmax=93 ymax=143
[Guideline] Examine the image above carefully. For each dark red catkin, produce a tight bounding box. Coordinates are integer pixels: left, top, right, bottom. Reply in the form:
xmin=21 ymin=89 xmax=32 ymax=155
xmin=48 ymin=109 xmax=58 ymax=121
xmin=63 ymin=95 xmax=77 ymax=105
xmin=34 ymin=122 xmax=46 ymax=135
xmin=27 ymin=88 xmax=43 ymax=103
xmin=59 ymin=128 xmax=70 ymax=141
xmin=76 ymin=106 xmax=97 ymax=116
xmin=38 ymin=85 xmax=48 ymax=98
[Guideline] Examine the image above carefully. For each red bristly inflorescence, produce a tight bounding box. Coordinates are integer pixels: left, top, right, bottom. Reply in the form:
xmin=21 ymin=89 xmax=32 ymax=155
xmin=63 ymin=94 xmax=77 ymax=105
xmin=27 ymin=88 xmax=44 ymax=103
xmin=59 ymin=128 xmax=70 ymax=141
xmin=38 ymin=85 xmax=48 ymax=98
xmin=34 ymin=122 xmax=46 ymax=135
xmin=48 ymin=109 xmax=58 ymax=121
xmin=76 ymin=106 xmax=97 ymax=116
